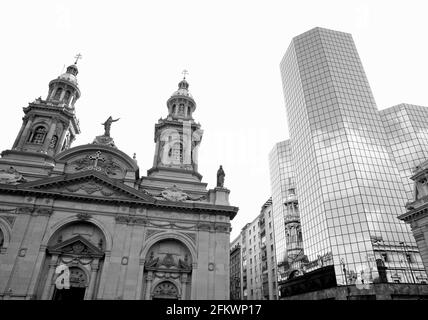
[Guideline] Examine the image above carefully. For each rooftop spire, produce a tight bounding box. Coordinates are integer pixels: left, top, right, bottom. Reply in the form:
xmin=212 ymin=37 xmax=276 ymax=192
xmin=74 ymin=53 xmax=82 ymax=65
xmin=182 ymin=69 xmax=189 ymax=79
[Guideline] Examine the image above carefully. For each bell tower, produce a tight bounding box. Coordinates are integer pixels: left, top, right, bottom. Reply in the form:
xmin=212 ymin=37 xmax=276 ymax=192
xmin=147 ymin=72 xmax=204 ymax=183
xmin=0 ymin=56 xmax=82 ymax=177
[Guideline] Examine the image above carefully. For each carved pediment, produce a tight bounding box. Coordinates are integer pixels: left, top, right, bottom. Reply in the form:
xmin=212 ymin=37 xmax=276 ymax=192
xmin=48 ymin=235 xmax=104 ymax=258
xmin=16 ymin=171 xmax=155 ymax=203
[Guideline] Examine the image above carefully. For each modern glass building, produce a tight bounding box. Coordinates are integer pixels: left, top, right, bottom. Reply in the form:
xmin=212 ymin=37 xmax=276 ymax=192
xmin=280 ymin=27 xmax=426 ymax=285
xmin=269 ymin=140 xmax=305 ymax=283
xmin=380 ymin=104 xmax=428 ymax=202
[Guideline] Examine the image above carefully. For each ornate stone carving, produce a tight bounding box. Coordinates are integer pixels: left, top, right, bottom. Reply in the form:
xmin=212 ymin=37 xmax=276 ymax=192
xmin=115 ymin=215 xmax=130 ymax=224
xmin=76 ymin=212 xmax=91 ymax=220
xmin=0 ymin=215 xmax=16 ymax=227
xmin=18 ymin=248 xmax=27 ymax=257
xmin=35 ymin=208 xmax=53 ymax=216
xmin=0 ymin=167 xmax=26 ymax=184
xmin=64 ymin=180 xmax=117 ymax=197
xmin=145 ymin=229 xmax=164 ymax=239
xmin=160 ymin=185 xmax=189 ymax=202
xmin=69 ymin=152 xmax=122 ymax=175
xmin=214 ymin=223 xmax=230 ymax=233
xmin=145 ymin=186 xmax=206 ymax=202
xmin=115 ymin=215 xmax=146 ymax=225
xmin=16 ymin=207 xmax=34 ymax=215
xmin=208 ymin=262 xmax=215 ymax=271
xmin=197 ymin=222 xmax=212 ymax=231
xmin=183 ymin=232 xmax=197 ymax=243
xmin=121 ymin=257 xmax=129 ymax=265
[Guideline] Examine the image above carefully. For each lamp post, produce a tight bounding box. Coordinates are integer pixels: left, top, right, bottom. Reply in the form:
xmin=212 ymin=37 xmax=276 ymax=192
xmin=399 ymin=241 xmax=416 ymax=283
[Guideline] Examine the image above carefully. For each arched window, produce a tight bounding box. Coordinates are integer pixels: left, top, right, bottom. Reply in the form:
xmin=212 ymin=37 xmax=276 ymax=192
xmin=178 ymin=104 xmax=185 ymax=115
xmin=64 ymin=90 xmax=71 ymax=103
xmin=31 ymin=126 xmax=47 ymax=144
xmin=54 ymin=88 xmax=63 ymax=100
xmin=170 ymin=142 xmax=183 ymax=164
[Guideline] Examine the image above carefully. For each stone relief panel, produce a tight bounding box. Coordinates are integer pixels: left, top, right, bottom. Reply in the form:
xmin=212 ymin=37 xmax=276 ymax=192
xmin=0 ymin=167 xmax=27 ymax=184
xmin=144 ymin=239 xmax=192 ymax=272
xmin=64 ymin=151 xmax=126 ymax=178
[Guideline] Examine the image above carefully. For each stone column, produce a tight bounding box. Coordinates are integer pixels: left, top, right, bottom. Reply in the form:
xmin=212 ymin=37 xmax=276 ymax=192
xmin=144 ymin=271 xmax=153 ymax=300
xmin=17 ymin=116 xmax=34 ymax=149
xmin=56 ymin=124 xmax=69 ymax=154
xmin=135 ymin=259 xmax=145 ymax=299
xmin=190 ymin=262 xmax=198 ymax=299
xmin=85 ymin=259 xmax=100 ymax=300
xmin=41 ymin=255 xmax=58 ymax=300
xmin=181 ymin=273 xmax=188 ymax=300
xmin=42 ymin=118 xmax=58 ymax=152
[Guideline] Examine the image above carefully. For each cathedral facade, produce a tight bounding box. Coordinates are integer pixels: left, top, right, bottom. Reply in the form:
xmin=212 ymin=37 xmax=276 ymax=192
xmin=0 ymin=62 xmax=238 ymax=300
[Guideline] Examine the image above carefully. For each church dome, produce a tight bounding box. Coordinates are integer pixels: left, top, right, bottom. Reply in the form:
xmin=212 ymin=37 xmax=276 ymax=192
xmin=58 ymin=72 xmax=78 ymax=85
xmin=171 ymin=79 xmax=193 ymax=99
xmin=58 ymin=64 xmax=79 ymax=86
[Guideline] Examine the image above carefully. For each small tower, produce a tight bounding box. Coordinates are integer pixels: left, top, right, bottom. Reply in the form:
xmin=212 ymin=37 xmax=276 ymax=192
xmin=0 ymin=57 xmax=82 ymax=178
xmin=147 ymin=72 xmax=204 ymax=182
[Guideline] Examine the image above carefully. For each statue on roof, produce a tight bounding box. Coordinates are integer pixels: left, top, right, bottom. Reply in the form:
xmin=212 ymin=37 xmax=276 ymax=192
xmin=217 ymin=165 xmax=225 ymax=188
xmin=102 ymin=116 xmax=120 ymax=137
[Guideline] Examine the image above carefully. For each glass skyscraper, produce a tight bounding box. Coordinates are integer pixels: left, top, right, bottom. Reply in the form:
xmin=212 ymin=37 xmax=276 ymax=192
xmin=269 ymin=140 xmax=305 ymax=283
xmin=280 ymin=27 xmax=426 ymax=285
xmin=380 ymin=104 xmax=428 ymax=202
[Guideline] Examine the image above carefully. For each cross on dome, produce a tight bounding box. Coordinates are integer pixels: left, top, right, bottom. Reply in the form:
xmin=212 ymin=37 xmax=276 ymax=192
xmin=74 ymin=53 xmax=82 ymax=65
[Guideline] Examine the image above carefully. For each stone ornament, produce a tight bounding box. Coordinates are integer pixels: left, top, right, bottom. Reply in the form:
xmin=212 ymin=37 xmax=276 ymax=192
xmin=161 ymin=185 xmax=189 ymax=202
xmin=65 ymin=181 xmax=116 ymax=196
xmin=70 ymin=152 xmax=122 ymax=175
xmin=18 ymin=248 xmax=27 ymax=257
xmin=148 ymin=185 xmax=207 ymax=202
xmin=208 ymin=262 xmax=215 ymax=271
xmin=76 ymin=212 xmax=91 ymax=220
xmin=0 ymin=167 xmax=26 ymax=185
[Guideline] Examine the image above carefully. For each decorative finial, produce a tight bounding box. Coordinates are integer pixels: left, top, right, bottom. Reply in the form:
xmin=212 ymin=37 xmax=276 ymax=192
xmin=182 ymin=69 xmax=189 ymax=79
xmin=133 ymin=153 xmax=136 ymax=160
xmin=74 ymin=53 xmax=83 ymax=65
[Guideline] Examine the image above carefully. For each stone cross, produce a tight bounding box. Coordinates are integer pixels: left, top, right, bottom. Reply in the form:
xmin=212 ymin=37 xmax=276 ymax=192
xmin=74 ymin=53 xmax=82 ymax=65
xmin=89 ymin=151 xmax=105 ymax=168
xmin=182 ymin=70 xmax=188 ymax=79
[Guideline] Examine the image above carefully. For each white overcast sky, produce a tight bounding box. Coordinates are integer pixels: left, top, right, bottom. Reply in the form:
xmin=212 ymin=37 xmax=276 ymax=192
xmin=1 ymin=1 xmax=427 ymax=240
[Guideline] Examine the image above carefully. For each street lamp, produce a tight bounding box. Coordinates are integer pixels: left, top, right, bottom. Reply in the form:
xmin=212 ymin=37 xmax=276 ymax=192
xmin=399 ymin=241 xmax=416 ymax=283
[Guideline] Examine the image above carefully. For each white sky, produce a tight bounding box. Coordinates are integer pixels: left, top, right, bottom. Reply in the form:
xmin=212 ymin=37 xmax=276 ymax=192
xmin=1 ymin=1 xmax=428 ymax=240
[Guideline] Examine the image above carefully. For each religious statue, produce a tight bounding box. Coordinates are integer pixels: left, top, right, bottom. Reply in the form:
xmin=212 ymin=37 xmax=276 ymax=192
xmin=217 ymin=165 xmax=225 ymax=188
xmin=101 ymin=116 xmax=120 ymax=137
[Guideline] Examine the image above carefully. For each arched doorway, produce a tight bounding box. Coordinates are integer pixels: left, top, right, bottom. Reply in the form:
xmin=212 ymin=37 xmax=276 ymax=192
xmin=38 ymin=221 xmax=106 ymax=300
xmin=143 ymin=239 xmax=192 ymax=300
xmin=152 ymin=281 xmax=179 ymax=300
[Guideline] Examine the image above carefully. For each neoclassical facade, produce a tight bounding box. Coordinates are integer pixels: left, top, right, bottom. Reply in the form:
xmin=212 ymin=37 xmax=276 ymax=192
xmin=0 ymin=62 xmax=238 ymax=300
